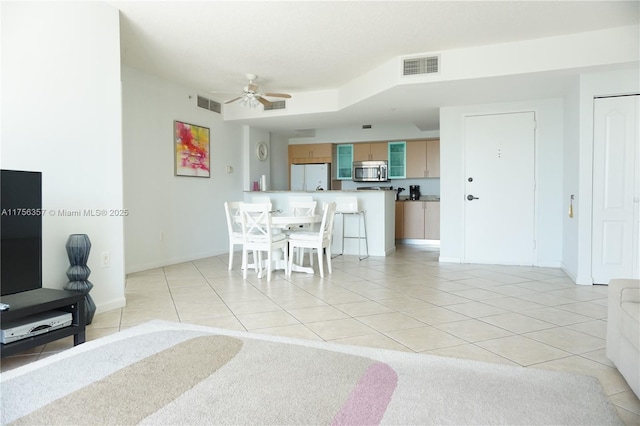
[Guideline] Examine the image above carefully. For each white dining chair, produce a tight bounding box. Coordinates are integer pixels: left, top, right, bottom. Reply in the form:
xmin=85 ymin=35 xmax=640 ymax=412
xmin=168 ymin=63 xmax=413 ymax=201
xmin=239 ymin=202 xmax=288 ymax=281
xmin=223 ymin=201 xmax=244 ymax=271
xmin=287 ymin=202 xmax=336 ymax=278
xmin=287 ymin=200 xmax=317 ymax=231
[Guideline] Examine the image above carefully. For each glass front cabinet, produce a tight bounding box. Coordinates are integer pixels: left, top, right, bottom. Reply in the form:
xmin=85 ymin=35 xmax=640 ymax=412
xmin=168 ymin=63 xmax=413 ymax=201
xmin=388 ymin=141 xmax=406 ymax=179
xmin=336 ymin=144 xmax=354 ymax=180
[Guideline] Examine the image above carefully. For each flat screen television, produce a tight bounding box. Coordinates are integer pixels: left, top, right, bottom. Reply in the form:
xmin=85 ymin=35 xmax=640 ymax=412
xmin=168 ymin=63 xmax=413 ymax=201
xmin=1 ymin=170 xmax=43 ymax=296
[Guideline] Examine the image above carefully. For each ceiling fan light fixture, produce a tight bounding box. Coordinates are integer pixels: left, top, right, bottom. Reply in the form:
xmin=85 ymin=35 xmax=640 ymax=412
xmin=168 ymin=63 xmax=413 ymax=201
xmin=225 ymin=73 xmax=291 ymax=110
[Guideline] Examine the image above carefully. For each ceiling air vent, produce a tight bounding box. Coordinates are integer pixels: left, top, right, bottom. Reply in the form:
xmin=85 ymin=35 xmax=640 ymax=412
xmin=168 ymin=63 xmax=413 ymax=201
xmin=263 ymin=100 xmax=286 ymax=111
xmin=196 ymin=95 xmax=221 ymax=114
xmin=403 ymin=55 xmax=439 ymax=76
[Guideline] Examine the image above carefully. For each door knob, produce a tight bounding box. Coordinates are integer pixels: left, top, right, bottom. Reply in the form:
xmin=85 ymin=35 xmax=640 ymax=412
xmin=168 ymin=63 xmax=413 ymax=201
xmin=467 ymin=194 xmax=479 ymax=201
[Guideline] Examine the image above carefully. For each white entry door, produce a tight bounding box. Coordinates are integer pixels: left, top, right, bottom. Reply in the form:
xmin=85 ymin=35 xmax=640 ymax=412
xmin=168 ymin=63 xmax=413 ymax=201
xmin=592 ymin=95 xmax=639 ymax=284
xmin=463 ymin=112 xmax=536 ymax=265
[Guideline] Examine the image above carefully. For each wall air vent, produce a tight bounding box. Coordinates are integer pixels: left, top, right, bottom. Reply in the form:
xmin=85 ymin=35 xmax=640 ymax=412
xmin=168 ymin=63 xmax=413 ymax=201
xmin=196 ymin=95 xmax=221 ymax=114
xmin=403 ymin=55 xmax=440 ymax=76
xmin=263 ymin=100 xmax=286 ymax=111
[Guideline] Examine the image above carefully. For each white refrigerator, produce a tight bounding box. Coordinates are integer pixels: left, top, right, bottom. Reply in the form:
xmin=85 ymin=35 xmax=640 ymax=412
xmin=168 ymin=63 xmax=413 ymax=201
xmin=290 ymin=164 xmax=331 ymax=191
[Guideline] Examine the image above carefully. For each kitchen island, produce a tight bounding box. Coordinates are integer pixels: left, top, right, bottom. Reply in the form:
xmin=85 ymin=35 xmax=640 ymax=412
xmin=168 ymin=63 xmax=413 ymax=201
xmin=243 ymin=190 xmax=396 ymax=257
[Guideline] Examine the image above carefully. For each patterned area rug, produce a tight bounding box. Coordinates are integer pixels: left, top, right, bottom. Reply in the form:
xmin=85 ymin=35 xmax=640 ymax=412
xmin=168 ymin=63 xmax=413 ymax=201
xmin=1 ymin=320 xmax=622 ymax=425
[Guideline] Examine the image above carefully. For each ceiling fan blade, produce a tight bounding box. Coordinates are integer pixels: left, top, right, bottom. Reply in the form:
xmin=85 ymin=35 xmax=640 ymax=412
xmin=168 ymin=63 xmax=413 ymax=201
xmin=224 ymin=96 xmax=243 ymax=104
xmin=247 ymin=83 xmax=259 ymax=92
xmin=257 ymin=97 xmax=272 ymax=107
xmin=263 ymin=93 xmax=291 ymax=99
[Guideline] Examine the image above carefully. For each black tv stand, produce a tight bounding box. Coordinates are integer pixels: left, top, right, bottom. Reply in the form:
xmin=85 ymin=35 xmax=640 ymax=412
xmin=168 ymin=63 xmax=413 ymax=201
xmin=0 ymin=288 xmax=86 ymax=358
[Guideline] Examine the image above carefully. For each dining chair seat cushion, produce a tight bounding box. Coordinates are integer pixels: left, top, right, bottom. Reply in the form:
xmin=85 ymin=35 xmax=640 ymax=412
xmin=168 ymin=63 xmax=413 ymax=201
xmin=288 ymin=231 xmax=319 ymax=241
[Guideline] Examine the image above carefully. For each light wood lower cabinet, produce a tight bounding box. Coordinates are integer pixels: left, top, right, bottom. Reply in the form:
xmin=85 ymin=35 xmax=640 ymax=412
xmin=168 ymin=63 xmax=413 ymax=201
xmin=395 ymin=201 xmax=404 ymax=239
xmin=396 ymin=201 xmax=440 ymax=240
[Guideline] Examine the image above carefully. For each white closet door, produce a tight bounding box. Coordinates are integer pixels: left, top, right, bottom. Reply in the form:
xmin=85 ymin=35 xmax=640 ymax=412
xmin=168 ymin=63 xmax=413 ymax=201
xmin=592 ymin=95 xmax=639 ymax=284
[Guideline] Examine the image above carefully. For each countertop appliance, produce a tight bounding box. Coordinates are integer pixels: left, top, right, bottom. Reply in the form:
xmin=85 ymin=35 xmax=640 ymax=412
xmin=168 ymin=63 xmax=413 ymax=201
xmin=395 ymin=187 xmax=405 ymax=201
xmin=409 ymin=185 xmax=421 ymax=200
xmin=290 ymin=163 xmax=331 ymax=191
xmin=352 ymin=160 xmax=388 ymax=182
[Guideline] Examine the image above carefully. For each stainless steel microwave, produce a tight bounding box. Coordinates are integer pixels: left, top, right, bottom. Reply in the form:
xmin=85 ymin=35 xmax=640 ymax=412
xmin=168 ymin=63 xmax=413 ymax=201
xmin=352 ymin=160 xmax=389 ymax=182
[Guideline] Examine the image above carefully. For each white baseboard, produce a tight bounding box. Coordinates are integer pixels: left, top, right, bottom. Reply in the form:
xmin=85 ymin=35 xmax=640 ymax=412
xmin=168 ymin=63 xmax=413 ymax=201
xmin=537 ymin=261 xmax=562 ymax=268
xmin=439 ymin=257 xmax=461 ymax=263
xmin=96 ymin=297 xmax=126 ymax=314
xmin=125 ymin=250 xmax=226 ymax=275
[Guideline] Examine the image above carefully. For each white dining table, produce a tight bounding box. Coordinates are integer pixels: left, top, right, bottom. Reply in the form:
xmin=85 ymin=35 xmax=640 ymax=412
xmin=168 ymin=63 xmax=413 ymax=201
xmin=271 ymin=213 xmax=321 ymax=275
xmin=235 ymin=212 xmax=322 ymax=276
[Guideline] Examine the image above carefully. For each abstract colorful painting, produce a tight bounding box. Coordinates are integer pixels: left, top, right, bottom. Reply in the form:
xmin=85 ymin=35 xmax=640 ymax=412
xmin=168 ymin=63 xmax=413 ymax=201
xmin=174 ymin=120 xmax=210 ymax=177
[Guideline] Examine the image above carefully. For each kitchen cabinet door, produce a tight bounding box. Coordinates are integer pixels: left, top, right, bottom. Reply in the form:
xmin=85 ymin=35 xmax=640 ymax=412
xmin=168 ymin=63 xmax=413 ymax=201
xmin=403 ymin=202 xmax=425 ymax=239
xmin=310 ymin=143 xmax=332 ymax=160
xmin=289 ymin=143 xmax=333 ymax=164
xmin=426 ymin=139 xmax=440 ymax=177
xmin=402 ymin=201 xmax=440 ymax=240
xmin=406 ymin=139 xmax=440 ymax=178
xmin=406 ymin=140 xmax=427 ymax=178
xmin=353 ymin=142 xmax=388 ymax=161
xmin=388 ymin=141 xmax=406 ymax=179
xmin=395 ymin=201 xmax=404 ymax=239
xmin=424 ymin=201 xmax=440 ymax=239
xmin=336 ymin=144 xmax=353 ymax=179
xmin=369 ymin=142 xmax=388 ymax=161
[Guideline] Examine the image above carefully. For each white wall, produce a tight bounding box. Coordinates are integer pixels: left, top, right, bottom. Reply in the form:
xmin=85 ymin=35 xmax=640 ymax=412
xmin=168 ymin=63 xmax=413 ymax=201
xmin=1 ymin=2 xmax=125 ymax=312
xmin=440 ymin=98 xmax=564 ymax=266
xmin=573 ymin=68 xmax=640 ymax=284
xmin=270 ymin=133 xmax=291 ymax=190
xmin=243 ymin=127 xmax=271 ymax=191
xmin=561 ymin=79 xmax=582 ymax=281
xmin=122 ymin=66 xmax=244 ymax=273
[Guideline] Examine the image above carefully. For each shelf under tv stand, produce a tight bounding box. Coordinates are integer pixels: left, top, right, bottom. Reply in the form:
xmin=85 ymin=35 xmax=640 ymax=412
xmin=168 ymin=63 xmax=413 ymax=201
xmin=0 ymin=288 xmax=86 ymax=358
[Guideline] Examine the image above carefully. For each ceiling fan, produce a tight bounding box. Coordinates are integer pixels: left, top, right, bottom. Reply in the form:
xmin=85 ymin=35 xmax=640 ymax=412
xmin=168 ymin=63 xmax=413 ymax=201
xmin=222 ymin=73 xmax=291 ymax=109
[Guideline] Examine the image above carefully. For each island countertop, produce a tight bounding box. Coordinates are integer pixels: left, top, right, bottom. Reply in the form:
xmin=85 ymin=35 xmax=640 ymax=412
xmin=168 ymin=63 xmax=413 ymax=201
xmin=243 ymin=190 xmax=396 ymax=257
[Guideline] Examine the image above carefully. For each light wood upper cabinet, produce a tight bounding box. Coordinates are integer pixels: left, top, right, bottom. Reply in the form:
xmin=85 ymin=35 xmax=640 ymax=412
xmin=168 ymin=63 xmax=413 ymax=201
xmin=406 ymin=139 xmax=440 ymax=178
xmin=426 ymin=139 xmax=440 ymax=177
xmin=406 ymin=141 xmax=427 ymax=178
xmin=289 ymin=143 xmax=333 ymax=164
xmin=353 ymin=142 xmax=388 ymax=161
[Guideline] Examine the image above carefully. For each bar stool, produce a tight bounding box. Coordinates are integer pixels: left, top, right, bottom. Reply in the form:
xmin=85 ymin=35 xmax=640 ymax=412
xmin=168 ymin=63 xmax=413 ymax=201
xmin=334 ymin=196 xmax=369 ymax=260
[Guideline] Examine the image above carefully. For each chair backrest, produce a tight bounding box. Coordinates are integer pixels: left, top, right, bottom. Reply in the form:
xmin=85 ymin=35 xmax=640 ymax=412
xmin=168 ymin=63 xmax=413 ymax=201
xmin=290 ymin=201 xmax=317 ymax=217
xmin=319 ymin=202 xmax=337 ymax=243
xmin=239 ymin=202 xmax=273 ymax=242
xmin=224 ymin=201 xmax=243 ymax=236
xmin=335 ymin=196 xmax=358 ymax=213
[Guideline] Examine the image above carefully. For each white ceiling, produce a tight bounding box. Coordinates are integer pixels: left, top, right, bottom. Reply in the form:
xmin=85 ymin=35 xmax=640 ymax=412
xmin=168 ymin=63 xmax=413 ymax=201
xmin=112 ymin=1 xmax=639 ymax=133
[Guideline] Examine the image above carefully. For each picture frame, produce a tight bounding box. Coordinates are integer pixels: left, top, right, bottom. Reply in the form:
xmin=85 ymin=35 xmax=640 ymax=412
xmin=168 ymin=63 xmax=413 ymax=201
xmin=174 ymin=120 xmax=210 ymax=177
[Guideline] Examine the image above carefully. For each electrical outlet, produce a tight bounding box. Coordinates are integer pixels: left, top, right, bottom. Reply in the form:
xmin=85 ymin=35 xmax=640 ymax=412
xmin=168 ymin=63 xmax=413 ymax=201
xmin=101 ymin=251 xmax=111 ymax=267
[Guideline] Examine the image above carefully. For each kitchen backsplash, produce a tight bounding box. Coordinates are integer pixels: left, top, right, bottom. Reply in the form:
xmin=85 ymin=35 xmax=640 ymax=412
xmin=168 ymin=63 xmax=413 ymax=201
xmin=342 ymin=177 xmax=440 ymax=197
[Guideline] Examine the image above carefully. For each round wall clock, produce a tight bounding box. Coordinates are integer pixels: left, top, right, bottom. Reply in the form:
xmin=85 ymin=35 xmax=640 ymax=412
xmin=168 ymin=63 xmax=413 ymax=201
xmin=256 ymin=142 xmax=269 ymax=161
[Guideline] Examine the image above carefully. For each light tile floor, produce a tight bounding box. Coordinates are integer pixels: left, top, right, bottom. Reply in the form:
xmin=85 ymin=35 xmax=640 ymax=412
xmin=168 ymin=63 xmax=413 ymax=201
xmin=3 ymin=245 xmax=639 ymax=424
